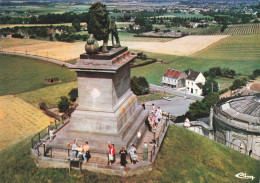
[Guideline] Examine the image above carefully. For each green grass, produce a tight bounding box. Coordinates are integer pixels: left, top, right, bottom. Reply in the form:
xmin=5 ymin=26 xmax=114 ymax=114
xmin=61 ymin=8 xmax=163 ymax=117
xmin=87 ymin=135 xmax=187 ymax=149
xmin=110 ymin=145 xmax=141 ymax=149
xmin=1 ymin=125 xmax=259 ymax=183
xmin=17 ymin=81 xmax=77 ymax=108
xmin=137 ymin=92 xmax=173 ymax=103
xmin=0 ymin=55 xmax=77 ymax=96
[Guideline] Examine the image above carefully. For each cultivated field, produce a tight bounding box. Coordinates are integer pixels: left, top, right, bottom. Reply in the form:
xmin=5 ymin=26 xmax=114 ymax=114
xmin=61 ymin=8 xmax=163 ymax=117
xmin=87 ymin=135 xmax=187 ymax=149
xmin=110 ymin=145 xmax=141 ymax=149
xmin=125 ymin=35 xmax=229 ymax=56
xmin=194 ymin=34 xmax=260 ymax=61
xmin=0 ymin=95 xmax=53 ymax=151
xmin=210 ymin=23 xmax=260 ymax=36
xmin=1 ymin=35 xmax=227 ymax=60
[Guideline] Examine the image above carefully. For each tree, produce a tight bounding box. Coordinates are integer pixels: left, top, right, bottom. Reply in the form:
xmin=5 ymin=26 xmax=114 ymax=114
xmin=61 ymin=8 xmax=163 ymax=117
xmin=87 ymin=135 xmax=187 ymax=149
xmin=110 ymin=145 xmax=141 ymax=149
xmin=186 ymin=92 xmax=219 ymax=119
xmin=72 ymin=19 xmax=81 ymax=32
xmin=229 ymin=79 xmax=246 ymax=91
xmin=130 ymin=76 xmax=149 ymax=95
xmin=68 ymin=88 xmax=78 ymax=102
xmin=202 ymin=92 xmax=219 ymax=109
xmin=58 ymin=96 xmax=71 ymax=113
xmin=202 ymin=79 xmax=219 ymax=96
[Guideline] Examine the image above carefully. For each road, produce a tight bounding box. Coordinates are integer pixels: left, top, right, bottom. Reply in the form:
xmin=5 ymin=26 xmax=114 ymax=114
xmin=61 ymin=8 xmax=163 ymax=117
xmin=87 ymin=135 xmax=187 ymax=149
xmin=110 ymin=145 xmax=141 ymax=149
xmin=144 ymin=96 xmax=194 ymax=117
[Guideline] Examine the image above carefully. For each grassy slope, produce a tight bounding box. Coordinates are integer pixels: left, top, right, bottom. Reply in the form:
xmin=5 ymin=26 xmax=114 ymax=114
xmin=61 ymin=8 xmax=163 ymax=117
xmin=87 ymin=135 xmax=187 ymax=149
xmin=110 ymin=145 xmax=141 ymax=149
xmin=17 ymin=81 xmax=77 ymax=108
xmin=0 ymin=125 xmax=259 ymax=183
xmin=0 ymin=55 xmax=76 ymax=96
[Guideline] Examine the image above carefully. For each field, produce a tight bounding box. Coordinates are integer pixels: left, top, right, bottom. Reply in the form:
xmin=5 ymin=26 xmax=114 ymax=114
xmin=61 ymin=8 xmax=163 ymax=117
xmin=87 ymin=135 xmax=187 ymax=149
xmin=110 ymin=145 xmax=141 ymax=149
xmin=210 ymin=23 xmax=260 ymax=36
xmin=0 ymin=35 xmax=227 ymax=61
xmin=17 ymin=81 xmax=77 ymax=108
xmin=131 ymin=54 xmax=259 ymax=86
xmin=125 ymin=35 xmax=228 ymax=56
xmin=0 ymin=95 xmax=53 ymax=151
xmin=0 ymin=55 xmax=76 ymax=95
xmin=0 ymin=125 xmax=259 ymax=182
xmin=194 ymin=34 xmax=260 ymax=61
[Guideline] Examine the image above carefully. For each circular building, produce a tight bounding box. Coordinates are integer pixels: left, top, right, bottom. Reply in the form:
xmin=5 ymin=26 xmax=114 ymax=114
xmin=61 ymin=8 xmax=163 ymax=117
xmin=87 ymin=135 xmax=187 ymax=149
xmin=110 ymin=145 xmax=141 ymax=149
xmin=213 ymin=95 xmax=260 ymax=159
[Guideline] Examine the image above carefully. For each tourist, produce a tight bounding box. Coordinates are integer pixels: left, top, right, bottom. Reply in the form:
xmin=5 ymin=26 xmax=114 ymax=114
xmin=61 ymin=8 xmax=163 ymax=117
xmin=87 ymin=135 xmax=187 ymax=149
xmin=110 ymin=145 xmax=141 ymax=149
xmin=48 ymin=122 xmax=55 ymax=141
xmin=142 ymin=103 xmax=146 ymax=110
xmin=119 ymin=147 xmax=127 ymax=167
xmin=152 ymin=103 xmax=156 ymax=114
xmin=239 ymin=142 xmax=243 ymax=152
xmin=129 ymin=144 xmax=137 ymax=163
xmin=145 ymin=116 xmax=152 ymax=132
xmin=108 ymin=141 xmax=115 ymax=165
xmin=157 ymin=107 xmax=162 ymax=123
xmin=249 ymin=149 xmax=252 ymax=157
xmin=83 ymin=141 xmax=90 ymax=162
xmin=71 ymin=139 xmax=80 ymax=157
xmin=150 ymin=115 xmax=156 ymax=128
xmin=131 ymin=150 xmax=138 ymax=164
xmin=77 ymin=145 xmax=84 ymax=160
xmin=184 ymin=118 xmax=190 ymax=128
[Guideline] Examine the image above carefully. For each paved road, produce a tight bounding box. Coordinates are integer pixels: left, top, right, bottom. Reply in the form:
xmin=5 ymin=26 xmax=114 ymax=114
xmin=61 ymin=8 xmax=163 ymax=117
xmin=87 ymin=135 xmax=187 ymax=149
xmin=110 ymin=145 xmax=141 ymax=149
xmin=144 ymin=96 xmax=194 ymax=117
xmin=150 ymin=84 xmax=204 ymax=101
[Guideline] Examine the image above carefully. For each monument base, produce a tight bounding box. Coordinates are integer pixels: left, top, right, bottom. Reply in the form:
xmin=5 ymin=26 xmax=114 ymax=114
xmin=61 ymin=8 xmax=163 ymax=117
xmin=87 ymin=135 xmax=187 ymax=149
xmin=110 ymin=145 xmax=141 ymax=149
xmin=47 ymin=47 xmax=149 ymax=157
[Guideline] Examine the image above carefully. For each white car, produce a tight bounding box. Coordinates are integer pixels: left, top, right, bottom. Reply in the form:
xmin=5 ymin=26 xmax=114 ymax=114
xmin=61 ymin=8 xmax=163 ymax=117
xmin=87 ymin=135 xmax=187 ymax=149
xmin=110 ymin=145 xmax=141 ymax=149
xmin=163 ymin=97 xmax=171 ymax=101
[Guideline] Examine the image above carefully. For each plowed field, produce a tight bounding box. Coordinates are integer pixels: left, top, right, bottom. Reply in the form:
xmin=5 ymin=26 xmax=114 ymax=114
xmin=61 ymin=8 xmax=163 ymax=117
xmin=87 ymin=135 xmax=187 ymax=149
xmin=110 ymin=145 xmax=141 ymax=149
xmin=0 ymin=95 xmax=53 ymax=150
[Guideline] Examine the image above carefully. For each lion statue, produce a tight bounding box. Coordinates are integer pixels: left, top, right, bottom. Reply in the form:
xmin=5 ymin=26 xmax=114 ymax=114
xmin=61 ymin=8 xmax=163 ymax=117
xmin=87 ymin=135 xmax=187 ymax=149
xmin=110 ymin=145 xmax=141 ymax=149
xmin=87 ymin=2 xmax=121 ymax=53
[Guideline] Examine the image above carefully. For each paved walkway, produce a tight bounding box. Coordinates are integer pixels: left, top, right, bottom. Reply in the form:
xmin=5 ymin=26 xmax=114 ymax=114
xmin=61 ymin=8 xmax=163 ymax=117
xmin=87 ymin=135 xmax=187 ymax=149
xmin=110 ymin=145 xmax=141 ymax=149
xmin=0 ymin=51 xmax=74 ymax=67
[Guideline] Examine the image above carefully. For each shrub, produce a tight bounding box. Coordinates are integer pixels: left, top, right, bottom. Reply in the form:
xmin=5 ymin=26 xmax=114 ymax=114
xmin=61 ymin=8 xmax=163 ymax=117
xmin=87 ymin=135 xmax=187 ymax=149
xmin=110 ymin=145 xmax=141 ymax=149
xmin=58 ymin=96 xmax=71 ymax=113
xmin=68 ymin=88 xmax=78 ymax=102
xmin=186 ymin=92 xmax=219 ymax=119
xmin=219 ymin=88 xmax=228 ymax=95
xmin=202 ymin=79 xmax=219 ymax=96
xmin=229 ymin=79 xmax=247 ymax=91
xmin=130 ymin=76 xmax=149 ymax=95
xmin=39 ymin=102 xmax=47 ymax=110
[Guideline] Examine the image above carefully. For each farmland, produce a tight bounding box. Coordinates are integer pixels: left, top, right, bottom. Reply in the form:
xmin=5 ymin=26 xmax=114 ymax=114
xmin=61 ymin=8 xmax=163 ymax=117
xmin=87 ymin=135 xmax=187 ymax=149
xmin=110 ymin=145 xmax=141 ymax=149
xmin=0 ymin=35 xmax=227 ymax=61
xmin=0 ymin=55 xmax=76 ymax=95
xmin=209 ymin=23 xmax=260 ymax=36
xmin=194 ymin=34 xmax=260 ymax=61
xmin=0 ymin=95 xmax=53 ymax=151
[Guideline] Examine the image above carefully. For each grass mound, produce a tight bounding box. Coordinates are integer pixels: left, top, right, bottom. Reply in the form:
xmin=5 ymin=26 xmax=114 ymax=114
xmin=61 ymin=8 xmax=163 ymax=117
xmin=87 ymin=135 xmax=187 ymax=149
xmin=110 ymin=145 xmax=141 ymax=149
xmin=0 ymin=125 xmax=259 ymax=183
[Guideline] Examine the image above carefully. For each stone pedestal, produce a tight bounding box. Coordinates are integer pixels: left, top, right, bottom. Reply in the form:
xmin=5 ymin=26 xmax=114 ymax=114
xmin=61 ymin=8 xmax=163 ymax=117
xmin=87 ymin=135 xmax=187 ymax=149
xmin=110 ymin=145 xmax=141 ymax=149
xmin=48 ymin=47 xmax=148 ymax=153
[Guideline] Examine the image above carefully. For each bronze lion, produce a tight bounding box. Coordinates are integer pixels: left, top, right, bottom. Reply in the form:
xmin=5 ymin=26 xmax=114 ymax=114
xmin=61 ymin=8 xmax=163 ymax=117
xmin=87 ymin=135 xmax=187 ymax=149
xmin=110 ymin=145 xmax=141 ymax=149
xmin=87 ymin=2 xmax=121 ymax=53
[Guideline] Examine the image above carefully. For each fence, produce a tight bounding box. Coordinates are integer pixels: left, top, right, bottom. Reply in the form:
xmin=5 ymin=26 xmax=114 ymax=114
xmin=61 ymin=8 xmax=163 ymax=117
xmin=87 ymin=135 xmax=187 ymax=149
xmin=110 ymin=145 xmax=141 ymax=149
xmin=31 ymin=116 xmax=70 ymax=154
xmin=180 ymin=124 xmax=260 ymax=160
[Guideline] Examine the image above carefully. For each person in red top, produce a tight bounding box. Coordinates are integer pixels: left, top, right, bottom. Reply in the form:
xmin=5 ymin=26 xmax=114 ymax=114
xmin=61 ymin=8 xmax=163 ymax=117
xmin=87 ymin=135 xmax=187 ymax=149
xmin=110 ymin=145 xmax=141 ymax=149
xmin=108 ymin=141 xmax=115 ymax=165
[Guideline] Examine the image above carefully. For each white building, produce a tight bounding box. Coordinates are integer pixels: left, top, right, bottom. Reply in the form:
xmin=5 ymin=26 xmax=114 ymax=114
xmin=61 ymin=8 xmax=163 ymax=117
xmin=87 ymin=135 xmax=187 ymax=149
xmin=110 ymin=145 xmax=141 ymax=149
xmin=185 ymin=70 xmax=205 ymax=96
xmin=162 ymin=69 xmax=187 ymax=88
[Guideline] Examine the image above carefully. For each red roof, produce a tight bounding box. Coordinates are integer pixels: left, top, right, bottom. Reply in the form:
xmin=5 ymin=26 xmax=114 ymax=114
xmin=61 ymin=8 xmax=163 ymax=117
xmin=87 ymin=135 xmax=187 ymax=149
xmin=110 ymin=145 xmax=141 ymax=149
xmin=163 ymin=69 xmax=182 ymax=79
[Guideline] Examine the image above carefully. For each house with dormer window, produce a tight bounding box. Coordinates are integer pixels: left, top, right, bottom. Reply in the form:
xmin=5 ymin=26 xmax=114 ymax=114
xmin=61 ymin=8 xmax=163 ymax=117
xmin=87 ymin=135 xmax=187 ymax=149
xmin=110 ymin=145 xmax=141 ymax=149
xmin=185 ymin=70 xmax=205 ymax=96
